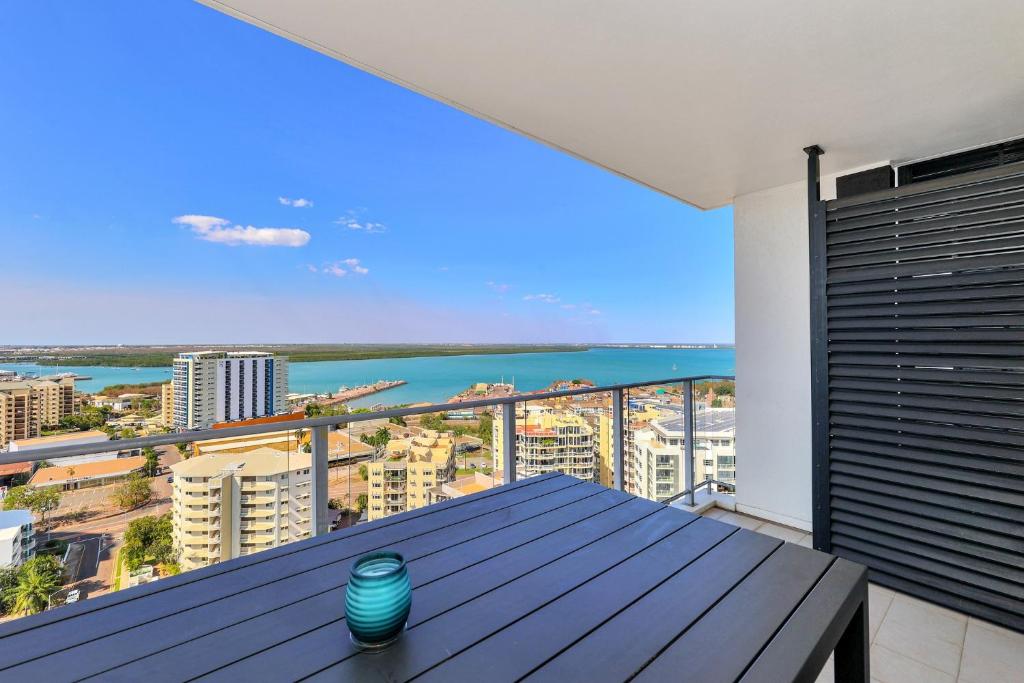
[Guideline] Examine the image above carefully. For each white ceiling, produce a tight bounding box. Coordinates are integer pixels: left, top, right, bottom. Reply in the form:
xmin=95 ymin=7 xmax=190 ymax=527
xmin=200 ymin=0 xmax=1024 ymax=209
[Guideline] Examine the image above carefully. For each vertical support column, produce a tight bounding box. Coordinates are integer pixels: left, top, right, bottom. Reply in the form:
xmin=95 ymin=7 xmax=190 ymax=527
xmin=612 ymin=388 xmax=625 ymax=491
xmin=835 ymin=577 xmax=870 ymax=683
xmin=310 ymin=424 xmax=329 ymax=537
xmin=501 ymin=402 xmax=517 ymax=484
xmin=805 ymin=144 xmax=831 ymax=552
xmin=683 ymin=380 xmax=695 ymax=506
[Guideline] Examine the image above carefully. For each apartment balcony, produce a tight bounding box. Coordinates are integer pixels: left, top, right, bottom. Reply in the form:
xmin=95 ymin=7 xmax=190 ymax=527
xmin=240 ymin=494 xmax=275 ymax=505
xmin=6 ymin=3 xmax=1024 ymax=671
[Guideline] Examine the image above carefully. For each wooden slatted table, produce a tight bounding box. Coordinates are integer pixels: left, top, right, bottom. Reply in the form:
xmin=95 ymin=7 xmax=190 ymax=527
xmin=0 ymin=473 xmax=868 ymax=682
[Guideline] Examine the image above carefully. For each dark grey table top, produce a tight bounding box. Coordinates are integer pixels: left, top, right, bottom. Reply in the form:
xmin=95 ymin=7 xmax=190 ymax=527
xmin=0 ymin=472 xmax=866 ymax=682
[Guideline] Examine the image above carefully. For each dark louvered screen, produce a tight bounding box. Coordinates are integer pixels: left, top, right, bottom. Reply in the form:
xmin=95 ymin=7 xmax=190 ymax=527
xmin=823 ymin=160 xmax=1024 ymax=632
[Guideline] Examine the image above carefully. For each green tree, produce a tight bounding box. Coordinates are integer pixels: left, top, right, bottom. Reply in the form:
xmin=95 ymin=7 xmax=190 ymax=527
xmin=119 ymin=428 xmax=137 ymax=440
xmin=175 ymin=442 xmax=190 ymax=459
xmin=476 ymin=413 xmax=493 ymax=441
xmin=355 ymin=493 xmax=368 ymax=513
xmin=358 ymin=464 xmax=368 ymax=482
xmin=304 ymin=403 xmax=324 ymax=418
xmin=109 ymin=473 xmax=153 ymax=511
xmin=138 ymin=398 xmax=157 ymax=417
xmin=389 ymin=415 xmax=406 ymax=427
xmin=142 ymin=447 xmax=159 ymax=477
xmin=3 ymin=486 xmax=61 ymax=527
xmin=0 ymin=567 xmax=19 ymax=614
xmin=420 ymin=413 xmax=448 ymax=432
xmin=121 ymin=513 xmax=174 ymax=571
xmin=5 ymin=556 xmax=62 ymax=616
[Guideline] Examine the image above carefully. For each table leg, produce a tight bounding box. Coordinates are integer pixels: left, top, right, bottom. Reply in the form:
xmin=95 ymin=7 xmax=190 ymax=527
xmin=834 ymin=592 xmax=869 ymax=683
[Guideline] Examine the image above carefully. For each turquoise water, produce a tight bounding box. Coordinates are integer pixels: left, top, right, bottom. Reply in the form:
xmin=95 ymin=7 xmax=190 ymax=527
xmin=1 ymin=347 xmax=734 ymax=406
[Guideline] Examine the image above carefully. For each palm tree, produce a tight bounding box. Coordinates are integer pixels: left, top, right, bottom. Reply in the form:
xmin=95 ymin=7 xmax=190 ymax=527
xmin=7 ymin=563 xmax=60 ymax=616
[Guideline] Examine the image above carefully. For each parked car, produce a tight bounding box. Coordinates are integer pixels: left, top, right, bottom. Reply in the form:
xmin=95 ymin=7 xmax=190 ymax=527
xmin=65 ymin=589 xmax=80 ymax=604
xmin=166 ymin=475 xmax=174 ymax=483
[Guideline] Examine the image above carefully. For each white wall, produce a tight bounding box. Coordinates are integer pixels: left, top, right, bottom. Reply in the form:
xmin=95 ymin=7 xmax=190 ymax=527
xmin=732 ymin=162 xmax=885 ymax=531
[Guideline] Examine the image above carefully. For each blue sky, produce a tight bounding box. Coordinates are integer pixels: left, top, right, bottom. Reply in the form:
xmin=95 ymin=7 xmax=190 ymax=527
xmin=0 ymin=2 xmax=734 ymax=345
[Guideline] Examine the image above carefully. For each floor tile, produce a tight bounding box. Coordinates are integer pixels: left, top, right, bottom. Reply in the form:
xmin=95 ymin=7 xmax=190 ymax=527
xmin=716 ymin=511 xmax=762 ymax=530
xmin=753 ymin=521 xmax=806 ymax=543
xmin=814 ymin=654 xmax=833 ymax=683
xmin=702 ymin=507 xmax=728 ymax=520
xmin=796 ymin=534 xmax=813 ymax=547
xmin=958 ymin=617 xmax=1024 ymax=683
xmin=870 ymin=644 xmax=955 ymax=683
xmin=867 ymin=584 xmax=895 ymax=643
xmin=873 ymin=595 xmax=965 ymax=675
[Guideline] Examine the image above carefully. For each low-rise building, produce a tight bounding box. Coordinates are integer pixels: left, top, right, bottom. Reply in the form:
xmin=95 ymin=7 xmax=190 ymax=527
xmin=0 ymin=510 xmax=35 ymax=568
xmin=9 ymin=430 xmax=119 ymax=466
xmin=493 ymin=405 xmax=595 ymax=481
xmin=367 ymin=431 xmax=456 ymax=521
xmin=29 ymin=455 xmax=148 ymax=490
xmin=170 ymin=447 xmax=312 ymax=571
xmin=91 ymin=393 xmax=150 ymax=412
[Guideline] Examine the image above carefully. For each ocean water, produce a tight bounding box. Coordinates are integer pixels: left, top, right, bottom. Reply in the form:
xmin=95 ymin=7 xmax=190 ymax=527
xmin=1 ymin=347 xmax=734 ymax=407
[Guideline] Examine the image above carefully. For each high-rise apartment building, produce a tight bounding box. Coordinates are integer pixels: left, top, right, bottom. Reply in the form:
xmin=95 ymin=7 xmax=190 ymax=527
xmin=630 ymin=407 xmax=736 ymax=503
xmin=0 ymin=377 xmax=76 ymax=448
xmin=0 ymin=510 xmax=35 ymax=568
xmin=172 ymin=351 xmax=287 ymax=430
xmin=366 ymin=430 xmax=456 ymax=521
xmin=170 ymin=447 xmax=311 ymax=571
xmin=492 ymin=405 xmax=595 ymax=481
xmin=160 ymin=383 xmax=174 ymax=427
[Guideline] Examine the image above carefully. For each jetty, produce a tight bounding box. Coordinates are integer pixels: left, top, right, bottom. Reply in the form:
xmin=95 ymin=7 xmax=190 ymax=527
xmin=320 ymin=380 xmax=406 ymax=407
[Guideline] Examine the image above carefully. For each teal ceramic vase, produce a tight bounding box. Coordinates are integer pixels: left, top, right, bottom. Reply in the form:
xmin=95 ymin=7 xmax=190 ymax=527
xmin=345 ymin=551 xmax=412 ymax=650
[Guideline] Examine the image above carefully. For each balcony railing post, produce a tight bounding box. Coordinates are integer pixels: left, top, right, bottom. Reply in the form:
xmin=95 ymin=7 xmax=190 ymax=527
xmin=683 ymin=380 xmax=695 ymax=507
xmin=501 ymin=402 xmax=517 ymax=484
xmin=310 ymin=424 xmax=329 ymax=537
xmin=612 ymin=388 xmax=625 ymax=491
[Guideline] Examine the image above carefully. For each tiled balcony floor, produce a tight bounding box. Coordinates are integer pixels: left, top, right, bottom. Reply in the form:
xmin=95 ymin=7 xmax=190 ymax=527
xmin=701 ymin=507 xmax=1024 ymax=683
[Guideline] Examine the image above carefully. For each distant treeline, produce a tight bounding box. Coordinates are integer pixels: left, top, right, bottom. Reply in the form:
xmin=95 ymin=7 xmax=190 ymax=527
xmin=97 ymin=382 xmax=166 ymax=396
xmin=24 ymin=344 xmax=589 ymax=368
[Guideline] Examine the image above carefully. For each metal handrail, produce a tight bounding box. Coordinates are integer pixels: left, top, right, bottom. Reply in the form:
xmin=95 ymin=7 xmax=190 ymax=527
xmin=662 ymin=478 xmax=737 ymax=506
xmin=0 ymin=374 xmax=733 ymax=465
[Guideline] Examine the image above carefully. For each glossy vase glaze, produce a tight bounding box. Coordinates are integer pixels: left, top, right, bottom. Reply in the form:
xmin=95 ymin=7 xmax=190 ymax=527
xmin=345 ymin=551 xmax=412 ymax=650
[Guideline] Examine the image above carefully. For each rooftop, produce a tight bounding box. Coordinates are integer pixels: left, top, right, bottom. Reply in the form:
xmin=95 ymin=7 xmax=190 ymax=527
xmin=171 ymin=446 xmax=311 ymax=478
xmin=29 ymin=455 xmax=147 ymax=486
xmin=656 ymin=407 xmax=737 ymax=434
xmin=10 ymin=430 xmax=109 ymax=449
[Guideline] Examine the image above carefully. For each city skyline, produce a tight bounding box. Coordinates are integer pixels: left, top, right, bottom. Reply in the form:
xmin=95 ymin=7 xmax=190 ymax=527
xmin=1 ymin=2 xmax=734 ymax=345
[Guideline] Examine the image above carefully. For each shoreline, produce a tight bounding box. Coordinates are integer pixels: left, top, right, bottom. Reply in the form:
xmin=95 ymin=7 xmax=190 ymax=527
xmin=2 ymin=343 xmax=734 ymax=369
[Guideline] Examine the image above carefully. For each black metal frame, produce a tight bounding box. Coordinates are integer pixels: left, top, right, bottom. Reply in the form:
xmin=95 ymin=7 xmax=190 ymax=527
xmin=806 ymin=145 xmax=831 ymax=552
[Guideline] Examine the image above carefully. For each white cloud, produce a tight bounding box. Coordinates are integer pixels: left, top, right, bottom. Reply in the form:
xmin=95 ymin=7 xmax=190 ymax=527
xmin=561 ymin=303 xmax=576 ymax=310
xmin=523 ymin=293 xmax=560 ymax=304
xmin=335 ymin=211 xmax=387 ymax=233
xmin=279 ymin=196 xmax=313 ymax=208
xmin=343 ymin=258 xmax=369 ymax=275
xmin=306 ymin=264 xmax=319 ymax=273
xmin=318 ymin=258 xmax=369 ymax=277
xmin=173 ymin=214 xmax=310 ymax=247
xmin=486 ymin=281 xmax=510 ymax=294
xmin=438 ymin=266 xmax=450 ymax=272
